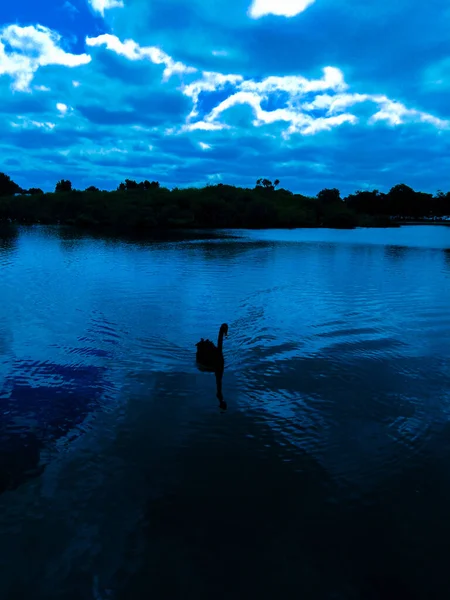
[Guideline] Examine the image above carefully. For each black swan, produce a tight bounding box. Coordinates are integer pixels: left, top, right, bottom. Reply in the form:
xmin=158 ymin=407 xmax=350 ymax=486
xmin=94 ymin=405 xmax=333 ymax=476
xmin=196 ymin=323 xmax=228 ymax=406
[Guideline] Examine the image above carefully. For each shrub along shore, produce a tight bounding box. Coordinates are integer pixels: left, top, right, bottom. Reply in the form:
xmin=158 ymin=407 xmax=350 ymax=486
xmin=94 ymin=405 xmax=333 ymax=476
xmin=1 ymin=173 xmax=449 ymax=233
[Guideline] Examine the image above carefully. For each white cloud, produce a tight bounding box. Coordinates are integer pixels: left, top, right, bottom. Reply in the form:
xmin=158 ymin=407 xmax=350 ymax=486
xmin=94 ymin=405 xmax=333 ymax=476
xmin=0 ymin=24 xmax=91 ymax=91
xmin=182 ymin=68 xmax=353 ymax=136
xmin=369 ymin=97 xmax=448 ymax=129
xmin=88 ymin=0 xmax=124 ymax=17
xmin=181 ymin=65 xmax=448 ymax=137
xmin=295 ymin=113 xmax=357 ymax=135
xmin=81 ymin=146 xmax=128 ymax=157
xmin=85 ymin=34 xmax=196 ymax=80
xmin=86 ymin=34 xmax=140 ymax=60
xmin=80 ymin=32 xmax=449 ymax=140
xmin=34 ymin=84 xmax=51 ymax=91
xmin=11 ymin=116 xmax=55 ymax=129
xmin=72 ymin=80 xmax=81 ymax=87
xmin=239 ymin=67 xmax=347 ymax=95
xmin=182 ymin=121 xmax=230 ymax=132
xmin=248 ymin=0 xmax=315 ymax=19
xmin=181 ymin=71 xmax=244 ymax=120
xmin=298 ymin=91 xmax=448 ymax=129
xmin=207 ymin=91 xmax=262 ymax=122
xmin=56 ymin=102 xmax=68 ymax=114
xmin=200 ymin=88 xmax=357 ymax=136
xmin=199 ymin=142 xmax=212 ymax=150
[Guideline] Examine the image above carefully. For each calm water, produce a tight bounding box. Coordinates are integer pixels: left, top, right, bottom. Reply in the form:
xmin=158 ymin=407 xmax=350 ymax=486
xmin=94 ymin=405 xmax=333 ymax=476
xmin=1 ymin=224 xmax=450 ymax=599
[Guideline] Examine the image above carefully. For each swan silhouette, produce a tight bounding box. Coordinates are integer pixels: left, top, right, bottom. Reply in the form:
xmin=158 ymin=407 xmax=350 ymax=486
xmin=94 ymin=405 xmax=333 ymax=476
xmin=196 ymin=323 xmax=228 ymax=407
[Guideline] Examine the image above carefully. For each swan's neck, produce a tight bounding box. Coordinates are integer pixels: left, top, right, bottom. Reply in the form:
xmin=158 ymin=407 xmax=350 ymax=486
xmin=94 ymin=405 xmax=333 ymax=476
xmin=217 ymin=329 xmax=225 ymax=352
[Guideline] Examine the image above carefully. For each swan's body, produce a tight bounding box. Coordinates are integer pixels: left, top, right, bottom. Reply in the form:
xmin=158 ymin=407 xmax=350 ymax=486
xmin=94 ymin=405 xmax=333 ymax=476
xmin=196 ymin=323 xmax=228 ymax=406
xmin=195 ymin=339 xmax=223 ymax=371
xmin=195 ymin=323 xmax=228 ymax=370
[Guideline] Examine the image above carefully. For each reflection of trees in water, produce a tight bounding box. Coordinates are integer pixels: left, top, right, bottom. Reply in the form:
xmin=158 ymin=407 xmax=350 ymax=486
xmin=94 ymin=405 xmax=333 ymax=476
xmin=384 ymin=244 xmax=410 ymax=261
xmin=136 ymin=350 xmax=446 ymax=600
xmin=0 ymin=224 xmax=18 ymax=256
xmin=182 ymin=240 xmax=276 ymax=262
xmin=444 ymin=248 xmax=450 ymax=271
xmin=56 ymin=226 xmax=242 ymax=254
xmin=56 ymin=225 xmax=125 ymax=254
xmin=116 ymin=385 xmax=419 ymax=599
xmin=0 ymin=358 xmax=107 ymax=494
xmin=56 ymin=225 xmax=89 ymax=252
xmin=0 ymin=358 xmax=445 ymax=597
xmin=114 ymin=386 xmax=338 ymax=599
xmin=0 ymin=432 xmax=44 ymax=494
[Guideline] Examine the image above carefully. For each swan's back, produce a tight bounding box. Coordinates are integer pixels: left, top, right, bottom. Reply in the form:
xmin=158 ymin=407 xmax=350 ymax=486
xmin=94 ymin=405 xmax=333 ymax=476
xmin=196 ymin=338 xmax=220 ymax=369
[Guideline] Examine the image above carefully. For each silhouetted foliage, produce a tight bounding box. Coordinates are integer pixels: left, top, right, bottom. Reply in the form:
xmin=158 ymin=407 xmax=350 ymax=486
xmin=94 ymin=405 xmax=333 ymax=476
xmin=117 ymin=179 xmax=160 ymax=192
xmin=345 ymin=185 xmax=450 ymax=220
xmin=0 ymin=172 xmax=448 ymax=234
xmin=256 ymin=178 xmax=279 ymax=191
xmin=124 ymin=179 xmax=138 ymax=190
xmin=0 ymin=173 xmax=21 ymax=197
xmin=317 ymin=188 xmax=341 ymax=204
xmin=346 ymin=189 xmax=386 ymax=215
xmin=55 ymin=179 xmax=72 ymax=193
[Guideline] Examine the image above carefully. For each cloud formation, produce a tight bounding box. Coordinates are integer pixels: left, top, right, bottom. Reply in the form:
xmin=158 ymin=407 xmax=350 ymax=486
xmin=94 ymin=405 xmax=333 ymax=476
xmin=86 ymin=34 xmax=196 ymax=80
xmin=0 ymin=0 xmax=449 ymax=196
xmin=0 ymin=24 xmax=90 ymax=91
xmin=248 ymin=0 xmax=316 ymax=18
xmin=88 ymin=0 xmax=124 ymax=16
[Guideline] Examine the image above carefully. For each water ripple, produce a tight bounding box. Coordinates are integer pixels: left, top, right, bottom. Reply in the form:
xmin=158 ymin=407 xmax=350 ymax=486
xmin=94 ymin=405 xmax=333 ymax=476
xmin=1 ymin=225 xmax=450 ymax=598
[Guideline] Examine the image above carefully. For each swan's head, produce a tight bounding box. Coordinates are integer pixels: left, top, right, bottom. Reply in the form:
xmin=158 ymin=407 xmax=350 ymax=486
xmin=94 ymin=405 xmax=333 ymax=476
xmin=220 ymin=323 xmax=229 ymax=337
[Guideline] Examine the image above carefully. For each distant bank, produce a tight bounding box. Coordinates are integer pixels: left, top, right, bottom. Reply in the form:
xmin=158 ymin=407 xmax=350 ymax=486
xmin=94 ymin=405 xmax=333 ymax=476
xmin=393 ymin=219 xmax=450 ymax=226
xmin=1 ymin=173 xmax=449 ymax=233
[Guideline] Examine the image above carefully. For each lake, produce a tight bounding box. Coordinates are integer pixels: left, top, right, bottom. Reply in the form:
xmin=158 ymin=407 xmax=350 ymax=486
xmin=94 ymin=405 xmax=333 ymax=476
xmin=1 ymin=224 xmax=450 ymax=599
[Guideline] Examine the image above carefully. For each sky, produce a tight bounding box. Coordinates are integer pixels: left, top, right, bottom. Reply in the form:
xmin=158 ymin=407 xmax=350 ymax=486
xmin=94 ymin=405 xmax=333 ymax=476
xmin=0 ymin=0 xmax=449 ymax=195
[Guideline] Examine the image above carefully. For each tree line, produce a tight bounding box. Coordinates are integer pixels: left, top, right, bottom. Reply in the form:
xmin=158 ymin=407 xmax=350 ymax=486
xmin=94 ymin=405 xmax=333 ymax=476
xmin=0 ymin=172 xmax=449 ymax=233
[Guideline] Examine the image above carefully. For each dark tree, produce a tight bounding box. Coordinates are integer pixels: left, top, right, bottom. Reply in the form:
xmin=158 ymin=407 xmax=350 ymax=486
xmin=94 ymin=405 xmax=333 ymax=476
xmin=55 ymin=179 xmax=72 ymax=193
xmin=124 ymin=179 xmax=138 ymax=190
xmin=317 ymin=188 xmax=341 ymax=204
xmin=256 ymin=178 xmax=276 ymax=190
xmin=386 ymin=184 xmax=419 ymax=217
xmin=3 ymin=170 xmax=447 ymax=232
xmin=142 ymin=180 xmax=160 ymax=190
xmin=0 ymin=173 xmax=22 ymax=196
xmin=345 ymin=189 xmax=387 ymax=215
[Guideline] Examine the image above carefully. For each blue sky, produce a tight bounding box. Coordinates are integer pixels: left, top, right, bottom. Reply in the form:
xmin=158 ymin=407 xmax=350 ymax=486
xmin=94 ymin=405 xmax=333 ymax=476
xmin=0 ymin=0 xmax=449 ymax=195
